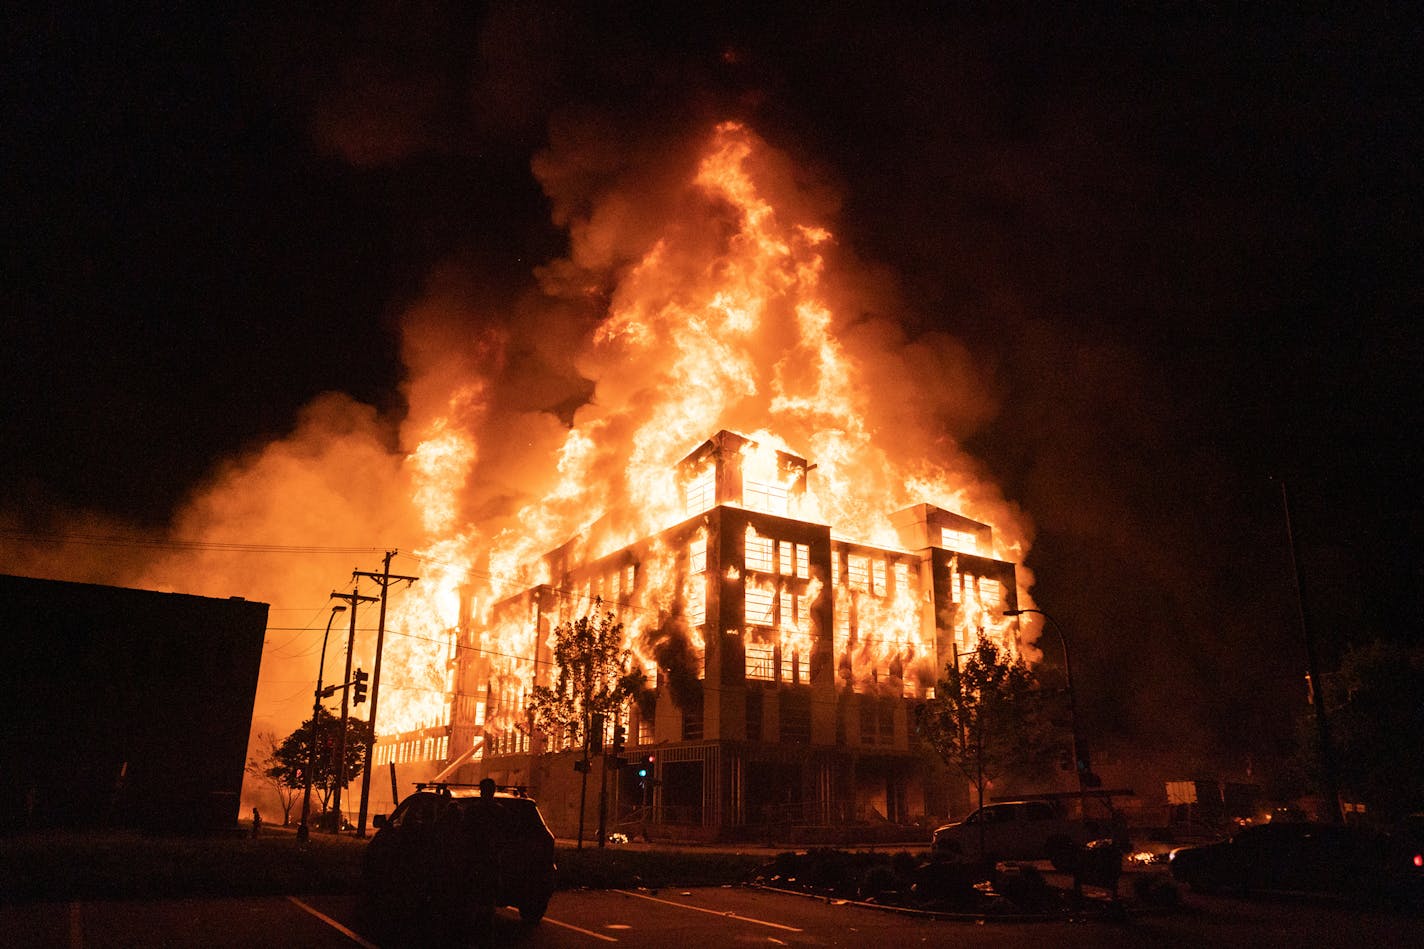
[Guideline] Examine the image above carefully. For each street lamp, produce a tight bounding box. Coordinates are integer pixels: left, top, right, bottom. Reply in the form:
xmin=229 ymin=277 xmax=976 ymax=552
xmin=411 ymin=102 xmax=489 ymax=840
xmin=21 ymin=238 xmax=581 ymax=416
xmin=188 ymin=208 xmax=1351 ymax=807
xmin=297 ymin=603 xmax=346 ymax=842
xmin=1003 ymin=608 xmax=1090 ymax=806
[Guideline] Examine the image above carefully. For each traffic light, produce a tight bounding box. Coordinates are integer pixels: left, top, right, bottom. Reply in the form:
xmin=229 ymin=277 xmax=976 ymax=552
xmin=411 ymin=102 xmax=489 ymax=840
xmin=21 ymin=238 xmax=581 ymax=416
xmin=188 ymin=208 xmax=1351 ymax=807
xmin=611 ymin=724 xmax=626 ymax=756
xmin=590 ymin=712 xmax=605 ymax=754
xmin=352 ymin=669 xmax=369 ymax=704
xmin=1074 ymin=739 xmax=1091 ymax=776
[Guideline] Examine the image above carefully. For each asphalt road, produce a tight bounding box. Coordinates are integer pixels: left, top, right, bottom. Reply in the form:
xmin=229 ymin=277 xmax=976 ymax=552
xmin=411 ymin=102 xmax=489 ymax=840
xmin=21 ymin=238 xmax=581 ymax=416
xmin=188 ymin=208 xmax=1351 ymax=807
xmin=3 ymin=884 xmax=1420 ymax=948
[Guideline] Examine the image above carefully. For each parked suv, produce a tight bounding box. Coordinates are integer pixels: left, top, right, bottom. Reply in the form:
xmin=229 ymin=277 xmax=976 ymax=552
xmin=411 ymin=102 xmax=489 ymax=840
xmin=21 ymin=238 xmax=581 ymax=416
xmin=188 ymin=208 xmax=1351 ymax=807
xmin=931 ymin=800 xmax=1100 ymax=867
xmin=363 ymin=782 xmax=557 ymax=932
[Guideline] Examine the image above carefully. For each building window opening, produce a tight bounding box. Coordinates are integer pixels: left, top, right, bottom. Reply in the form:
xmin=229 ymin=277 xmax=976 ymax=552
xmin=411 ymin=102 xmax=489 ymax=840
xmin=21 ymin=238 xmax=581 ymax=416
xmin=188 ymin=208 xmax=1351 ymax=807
xmin=746 ymin=641 xmax=775 ymax=681
xmin=744 ymin=479 xmax=789 ymax=515
xmin=976 ymin=576 xmax=1003 ymax=608
xmin=745 ymin=586 xmax=774 ymax=626
xmin=686 ymin=469 xmax=715 ymax=515
xmin=745 ymin=529 xmax=773 ymax=573
xmin=941 ymin=528 xmax=978 ymax=554
xmin=781 ymin=691 xmax=811 ymax=744
xmin=847 ymin=554 xmax=869 ymax=591
xmin=746 ymin=688 xmax=764 ymax=741
xmin=774 ymin=540 xmax=810 ymax=578
xmin=687 ymin=574 xmax=707 ymax=627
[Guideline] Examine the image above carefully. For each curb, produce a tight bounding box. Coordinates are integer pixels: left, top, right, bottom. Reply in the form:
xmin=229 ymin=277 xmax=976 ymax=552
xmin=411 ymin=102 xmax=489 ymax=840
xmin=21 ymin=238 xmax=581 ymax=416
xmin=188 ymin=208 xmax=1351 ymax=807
xmin=748 ymin=882 xmax=1136 ymax=924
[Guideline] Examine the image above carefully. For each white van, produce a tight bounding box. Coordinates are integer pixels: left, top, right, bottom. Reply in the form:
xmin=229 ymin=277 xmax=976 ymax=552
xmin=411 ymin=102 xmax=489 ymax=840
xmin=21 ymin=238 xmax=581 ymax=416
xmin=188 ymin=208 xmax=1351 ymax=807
xmin=931 ymin=800 xmax=1099 ymax=866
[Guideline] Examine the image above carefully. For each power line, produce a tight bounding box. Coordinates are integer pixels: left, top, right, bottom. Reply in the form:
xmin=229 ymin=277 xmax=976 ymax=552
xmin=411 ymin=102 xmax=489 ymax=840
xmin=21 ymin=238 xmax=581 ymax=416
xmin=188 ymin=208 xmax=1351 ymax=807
xmin=0 ymin=527 xmax=393 ymax=555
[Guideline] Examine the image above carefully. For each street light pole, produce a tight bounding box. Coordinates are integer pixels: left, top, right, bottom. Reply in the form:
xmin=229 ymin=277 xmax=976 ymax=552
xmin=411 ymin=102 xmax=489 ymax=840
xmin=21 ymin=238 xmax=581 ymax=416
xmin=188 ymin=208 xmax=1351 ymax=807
xmin=297 ymin=604 xmax=346 ymax=842
xmin=1004 ymin=608 xmax=1087 ymax=808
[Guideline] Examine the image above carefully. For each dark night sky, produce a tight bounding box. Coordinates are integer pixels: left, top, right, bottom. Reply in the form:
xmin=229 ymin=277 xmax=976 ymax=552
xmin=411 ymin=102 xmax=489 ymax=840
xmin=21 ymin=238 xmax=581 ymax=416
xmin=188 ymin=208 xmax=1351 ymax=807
xmin=4 ymin=5 xmax=1420 ymax=772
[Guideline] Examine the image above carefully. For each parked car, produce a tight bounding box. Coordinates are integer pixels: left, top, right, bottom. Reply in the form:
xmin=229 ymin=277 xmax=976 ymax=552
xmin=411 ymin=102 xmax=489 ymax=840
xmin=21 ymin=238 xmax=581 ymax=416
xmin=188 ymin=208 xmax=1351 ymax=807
xmin=931 ymin=801 xmax=1102 ymax=868
xmin=363 ymin=782 xmax=557 ymax=933
xmin=1169 ymin=821 xmax=1424 ymax=905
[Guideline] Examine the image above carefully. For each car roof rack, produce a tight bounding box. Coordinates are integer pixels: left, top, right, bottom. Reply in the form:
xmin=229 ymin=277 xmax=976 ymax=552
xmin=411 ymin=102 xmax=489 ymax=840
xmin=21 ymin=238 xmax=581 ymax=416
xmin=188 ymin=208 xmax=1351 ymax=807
xmin=413 ymin=781 xmax=531 ymax=798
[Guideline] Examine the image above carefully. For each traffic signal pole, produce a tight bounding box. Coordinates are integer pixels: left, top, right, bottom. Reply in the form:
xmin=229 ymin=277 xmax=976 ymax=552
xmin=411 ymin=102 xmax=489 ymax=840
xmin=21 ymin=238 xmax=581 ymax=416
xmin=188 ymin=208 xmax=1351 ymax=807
xmin=354 ymin=551 xmax=418 ymax=838
xmin=329 ymin=587 xmax=377 ymax=833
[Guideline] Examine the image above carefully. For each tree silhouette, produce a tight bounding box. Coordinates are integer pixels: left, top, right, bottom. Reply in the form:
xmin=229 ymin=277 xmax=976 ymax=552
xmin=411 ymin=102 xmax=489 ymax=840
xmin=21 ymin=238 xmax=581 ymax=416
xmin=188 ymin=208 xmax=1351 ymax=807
xmin=525 ymin=600 xmax=642 ymax=751
xmin=525 ymin=600 xmax=643 ymax=848
xmin=246 ymin=731 xmax=300 ymax=825
xmin=916 ymin=633 xmax=1061 ymax=855
xmin=266 ymin=708 xmax=372 ymax=826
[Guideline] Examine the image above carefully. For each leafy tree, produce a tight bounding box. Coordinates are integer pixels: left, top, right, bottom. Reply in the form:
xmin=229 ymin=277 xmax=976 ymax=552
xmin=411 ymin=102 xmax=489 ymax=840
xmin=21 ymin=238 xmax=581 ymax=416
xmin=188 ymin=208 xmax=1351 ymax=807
xmin=525 ymin=600 xmax=642 ymax=752
xmin=246 ymin=731 xmax=300 ymax=825
xmin=266 ymin=708 xmax=372 ymax=824
xmin=915 ymin=634 xmax=1062 ymax=855
xmin=1303 ymin=640 xmax=1424 ymax=820
xmin=525 ymin=600 xmax=642 ymax=848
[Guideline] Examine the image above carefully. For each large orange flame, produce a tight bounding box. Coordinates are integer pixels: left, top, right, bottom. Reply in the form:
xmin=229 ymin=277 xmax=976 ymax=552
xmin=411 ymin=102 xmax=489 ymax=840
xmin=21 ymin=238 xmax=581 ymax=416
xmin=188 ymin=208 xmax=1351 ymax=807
xmin=374 ymin=121 xmax=1032 ymax=736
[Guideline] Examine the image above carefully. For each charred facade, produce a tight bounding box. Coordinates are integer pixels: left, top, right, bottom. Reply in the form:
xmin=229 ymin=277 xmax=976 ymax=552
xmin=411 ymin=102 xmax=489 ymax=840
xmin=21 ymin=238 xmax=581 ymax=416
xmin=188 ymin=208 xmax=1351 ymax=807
xmin=376 ymin=431 xmax=1019 ymax=840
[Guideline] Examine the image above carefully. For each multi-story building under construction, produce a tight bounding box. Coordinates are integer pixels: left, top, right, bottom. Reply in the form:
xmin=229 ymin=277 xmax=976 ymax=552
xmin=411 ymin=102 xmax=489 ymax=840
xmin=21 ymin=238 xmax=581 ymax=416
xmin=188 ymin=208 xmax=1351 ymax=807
xmin=374 ymin=430 xmax=1020 ymax=840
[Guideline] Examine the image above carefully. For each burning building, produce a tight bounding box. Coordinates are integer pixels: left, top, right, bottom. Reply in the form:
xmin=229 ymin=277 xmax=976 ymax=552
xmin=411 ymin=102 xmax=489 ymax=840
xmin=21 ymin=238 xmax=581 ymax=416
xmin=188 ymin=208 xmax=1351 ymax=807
xmin=376 ymin=430 xmax=1019 ymax=839
xmin=350 ymin=122 xmax=1034 ymax=839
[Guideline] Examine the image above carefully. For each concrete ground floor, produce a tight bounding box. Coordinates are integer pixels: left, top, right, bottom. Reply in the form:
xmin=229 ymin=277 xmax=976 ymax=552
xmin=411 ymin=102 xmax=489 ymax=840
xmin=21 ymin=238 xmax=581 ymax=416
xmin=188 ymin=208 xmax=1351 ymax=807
xmin=465 ymin=740 xmax=956 ymax=843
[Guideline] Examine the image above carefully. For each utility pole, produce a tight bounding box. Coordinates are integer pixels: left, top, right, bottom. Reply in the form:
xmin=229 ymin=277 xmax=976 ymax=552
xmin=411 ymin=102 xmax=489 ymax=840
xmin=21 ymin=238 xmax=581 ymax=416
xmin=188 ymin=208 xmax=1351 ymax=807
xmin=1279 ymin=479 xmax=1343 ymax=823
xmin=329 ymin=586 xmax=377 ymax=833
xmin=354 ymin=551 xmax=418 ymax=837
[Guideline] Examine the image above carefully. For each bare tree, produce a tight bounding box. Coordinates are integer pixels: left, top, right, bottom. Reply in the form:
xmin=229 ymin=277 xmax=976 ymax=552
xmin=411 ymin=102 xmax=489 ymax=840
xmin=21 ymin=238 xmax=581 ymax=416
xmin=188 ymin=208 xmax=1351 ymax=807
xmin=246 ymin=731 xmax=300 ymax=826
xmin=252 ymin=710 xmax=372 ymax=829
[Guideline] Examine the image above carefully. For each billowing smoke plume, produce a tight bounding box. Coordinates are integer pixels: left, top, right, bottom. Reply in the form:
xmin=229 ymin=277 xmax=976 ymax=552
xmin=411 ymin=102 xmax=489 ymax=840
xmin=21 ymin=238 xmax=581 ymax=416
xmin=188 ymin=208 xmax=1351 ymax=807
xmin=4 ymin=119 xmax=1033 ymax=748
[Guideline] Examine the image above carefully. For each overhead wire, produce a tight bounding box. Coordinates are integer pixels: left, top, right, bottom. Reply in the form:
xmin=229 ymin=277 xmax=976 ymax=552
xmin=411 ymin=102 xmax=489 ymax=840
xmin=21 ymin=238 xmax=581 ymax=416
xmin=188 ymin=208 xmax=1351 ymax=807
xmin=0 ymin=527 xmax=392 ymax=555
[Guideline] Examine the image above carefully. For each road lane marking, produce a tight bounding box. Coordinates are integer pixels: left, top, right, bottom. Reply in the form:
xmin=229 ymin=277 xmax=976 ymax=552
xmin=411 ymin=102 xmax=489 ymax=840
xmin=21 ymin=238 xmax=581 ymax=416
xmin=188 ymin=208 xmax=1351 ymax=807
xmin=286 ymin=896 xmax=380 ymax=948
xmin=612 ymin=889 xmax=803 ymax=932
xmin=69 ymin=900 xmax=82 ymax=949
xmin=543 ymin=914 xmax=619 ymax=941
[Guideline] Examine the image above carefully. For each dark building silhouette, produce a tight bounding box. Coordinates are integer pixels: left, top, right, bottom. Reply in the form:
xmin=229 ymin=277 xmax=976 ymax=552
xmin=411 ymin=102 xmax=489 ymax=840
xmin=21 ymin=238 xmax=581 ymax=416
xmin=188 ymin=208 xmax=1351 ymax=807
xmin=1 ymin=574 xmax=267 ymax=832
